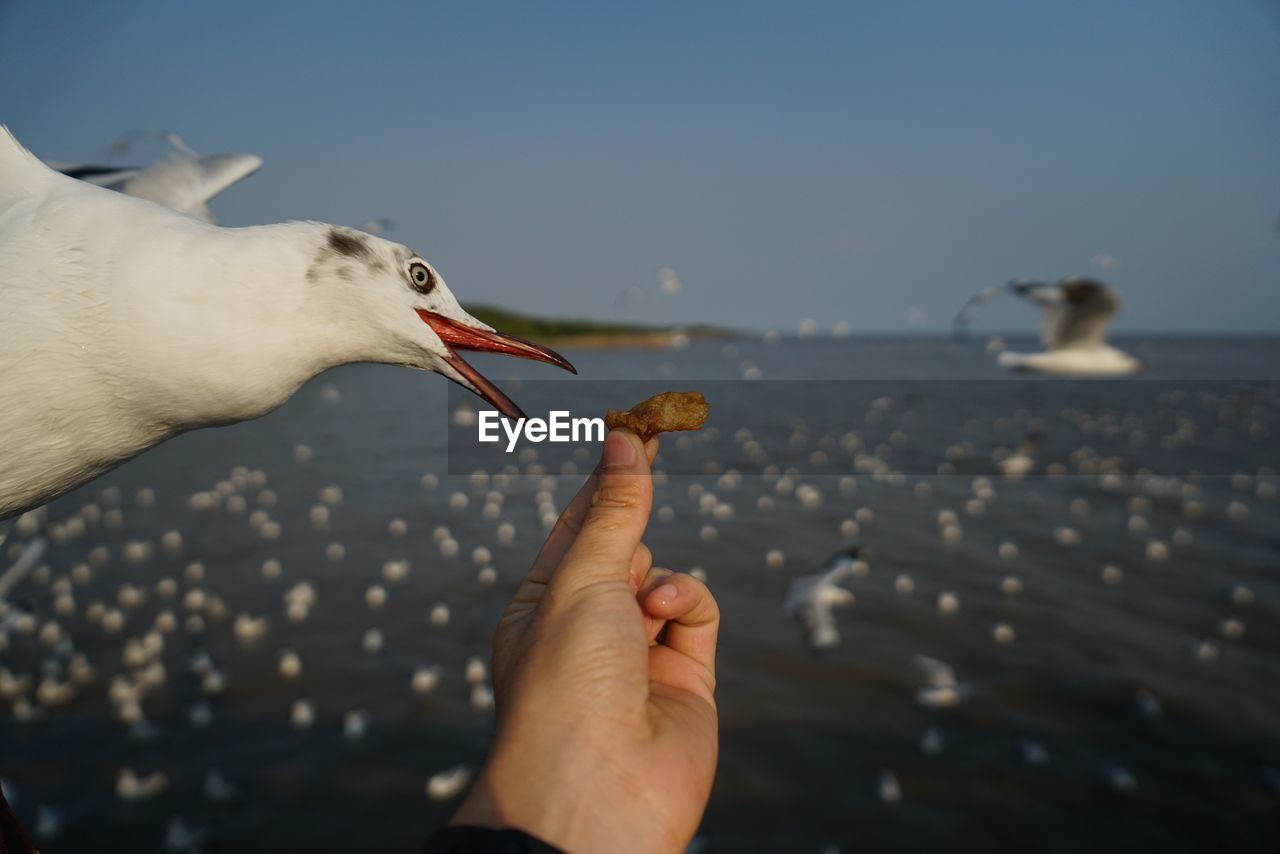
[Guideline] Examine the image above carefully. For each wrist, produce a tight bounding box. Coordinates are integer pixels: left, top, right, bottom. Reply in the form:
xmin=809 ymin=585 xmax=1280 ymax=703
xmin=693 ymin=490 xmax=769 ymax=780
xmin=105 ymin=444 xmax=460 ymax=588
xmin=450 ymin=755 xmax=589 ymax=850
xmin=449 ymin=771 xmax=512 ymax=830
xmin=451 ymin=739 xmax=652 ymax=853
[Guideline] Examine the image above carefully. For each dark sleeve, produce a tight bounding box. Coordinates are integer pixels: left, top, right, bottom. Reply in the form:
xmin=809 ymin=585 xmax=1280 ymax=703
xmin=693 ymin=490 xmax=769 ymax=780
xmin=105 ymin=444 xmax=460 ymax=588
xmin=422 ymin=825 xmax=561 ymax=853
xmin=0 ymin=784 xmax=37 ymax=854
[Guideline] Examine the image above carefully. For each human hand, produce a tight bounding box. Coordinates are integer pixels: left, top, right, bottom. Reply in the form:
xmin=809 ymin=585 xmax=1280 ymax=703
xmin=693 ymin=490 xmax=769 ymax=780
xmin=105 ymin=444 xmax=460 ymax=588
xmin=450 ymin=429 xmax=720 ymax=853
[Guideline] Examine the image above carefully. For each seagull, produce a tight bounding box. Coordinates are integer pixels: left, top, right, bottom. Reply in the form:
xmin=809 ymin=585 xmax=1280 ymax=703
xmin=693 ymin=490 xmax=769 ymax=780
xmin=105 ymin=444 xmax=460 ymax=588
xmin=162 ymin=816 xmax=208 ymax=853
xmin=783 ymin=548 xmax=859 ymax=651
xmin=996 ymin=428 xmax=1042 ymax=480
xmin=116 ymin=769 xmax=169 ymax=802
xmin=203 ymin=768 xmax=239 ymax=803
xmin=0 ymin=126 xmax=576 ymax=520
xmin=914 ymin=654 xmax=971 ymax=708
xmin=0 ymin=538 xmax=45 ymax=603
xmin=358 ymin=218 xmax=395 ymax=235
xmin=954 ymin=277 xmax=1142 ymax=375
xmin=614 ymin=284 xmax=644 ymax=306
xmin=57 ymin=131 xmax=382 ymax=234
xmin=50 ymin=137 xmax=262 ymax=224
xmin=0 ymin=537 xmax=44 ymax=636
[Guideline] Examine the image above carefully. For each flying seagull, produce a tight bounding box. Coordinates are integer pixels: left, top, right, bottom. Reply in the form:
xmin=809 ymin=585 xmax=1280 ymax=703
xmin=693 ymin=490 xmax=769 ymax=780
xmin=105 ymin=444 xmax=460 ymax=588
xmin=358 ymin=218 xmax=395 ymax=235
xmin=49 ymin=136 xmax=262 ymax=224
xmin=783 ymin=548 xmax=859 ymax=651
xmin=56 ymin=132 xmax=389 ymax=235
xmin=0 ymin=126 xmax=574 ymax=520
xmin=954 ymin=277 xmax=1142 ymax=375
xmin=0 ymin=537 xmax=44 ymax=603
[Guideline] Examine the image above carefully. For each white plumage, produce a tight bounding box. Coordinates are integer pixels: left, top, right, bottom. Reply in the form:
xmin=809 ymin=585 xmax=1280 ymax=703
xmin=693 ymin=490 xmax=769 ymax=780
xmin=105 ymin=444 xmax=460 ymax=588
xmin=955 ymin=277 xmax=1142 ymax=375
xmin=914 ymin=654 xmax=971 ymax=708
xmin=0 ymin=537 xmax=45 ymax=601
xmin=783 ymin=549 xmax=859 ymax=650
xmin=0 ymin=126 xmax=573 ymax=520
xmin=996 ymin=428 xmax=1042 ymax=480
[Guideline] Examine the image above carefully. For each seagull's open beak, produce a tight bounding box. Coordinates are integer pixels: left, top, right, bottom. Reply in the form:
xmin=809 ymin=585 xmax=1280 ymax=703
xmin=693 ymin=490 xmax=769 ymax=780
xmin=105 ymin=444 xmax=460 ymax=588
xmin=417 ymin=309 xmax=577 ymax=420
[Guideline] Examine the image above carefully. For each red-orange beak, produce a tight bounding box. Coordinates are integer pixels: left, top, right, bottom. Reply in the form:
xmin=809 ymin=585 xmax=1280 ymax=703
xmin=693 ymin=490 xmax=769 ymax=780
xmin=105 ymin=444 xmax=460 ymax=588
xmin=417 ymin=309 xmax=577 ymax=419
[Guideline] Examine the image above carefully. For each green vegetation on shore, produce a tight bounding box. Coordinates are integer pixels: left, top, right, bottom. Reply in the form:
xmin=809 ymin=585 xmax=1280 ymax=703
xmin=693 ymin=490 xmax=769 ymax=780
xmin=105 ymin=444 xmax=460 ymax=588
xmin=462 ymin=304 xmax=728 ymax=347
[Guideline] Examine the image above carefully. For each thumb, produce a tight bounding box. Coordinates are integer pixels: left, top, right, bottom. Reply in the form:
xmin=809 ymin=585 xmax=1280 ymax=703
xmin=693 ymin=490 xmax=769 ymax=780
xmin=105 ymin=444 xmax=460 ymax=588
xmin=551 ymin=429 xmax=652 ymax=593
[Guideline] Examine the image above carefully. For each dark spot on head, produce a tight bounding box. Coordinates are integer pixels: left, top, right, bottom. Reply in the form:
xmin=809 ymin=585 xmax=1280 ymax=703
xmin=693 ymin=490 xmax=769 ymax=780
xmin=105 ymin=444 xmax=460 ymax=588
xmin=1063 ymin=278 xmax=1105 ymax=304
xmin=327 ymin=228 xmax=372 ymax=260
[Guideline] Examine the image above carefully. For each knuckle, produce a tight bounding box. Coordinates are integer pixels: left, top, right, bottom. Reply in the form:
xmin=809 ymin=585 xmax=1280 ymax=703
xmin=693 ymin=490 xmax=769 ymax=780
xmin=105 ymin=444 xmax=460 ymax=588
xmin=581 ymin=513 xmax=630 ymax=541
xmin=590 ymin=478 xmax=646 ymax=510
xmin=555 ymin=510 xmax=585 ymax=538
xmin=640 ymin=566 xmax=672 ymax=591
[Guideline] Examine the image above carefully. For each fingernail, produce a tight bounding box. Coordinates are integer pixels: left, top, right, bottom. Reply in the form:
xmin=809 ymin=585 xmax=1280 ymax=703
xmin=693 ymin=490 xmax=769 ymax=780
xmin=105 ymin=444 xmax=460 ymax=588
xmin=650 ymin=583 xmax=678 ymax=604
xmin=603 ymin=430 xmax=636 ymax=468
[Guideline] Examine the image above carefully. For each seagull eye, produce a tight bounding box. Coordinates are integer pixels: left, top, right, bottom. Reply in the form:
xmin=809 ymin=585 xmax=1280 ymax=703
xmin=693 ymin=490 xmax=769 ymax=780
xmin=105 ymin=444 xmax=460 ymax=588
xmin=409 ymin=262 xmax=434 ymax=294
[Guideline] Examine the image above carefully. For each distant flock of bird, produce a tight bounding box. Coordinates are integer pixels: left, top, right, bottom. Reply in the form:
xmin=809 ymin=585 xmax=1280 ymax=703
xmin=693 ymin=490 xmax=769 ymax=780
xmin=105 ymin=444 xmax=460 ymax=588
xmin=0 ymin=375 xmax=1271 ymax=846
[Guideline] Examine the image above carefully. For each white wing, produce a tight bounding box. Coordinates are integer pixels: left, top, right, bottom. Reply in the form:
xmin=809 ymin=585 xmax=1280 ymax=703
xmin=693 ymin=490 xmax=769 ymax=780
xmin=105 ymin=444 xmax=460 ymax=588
xmin=954 ymin=281 xmax=1060 ymax=338
xmin=53 ymin=152 xmax=262 ymax=222
xmin=1005 ymin=281 xmax=1069 ymax=347
xmin=962 ymin=278 xmax=1120 ymax=350
xmin=784 ymin=553 xmax=857 ymax=650
xmin=114 ymin=153 xmax=263 ymax=221
xmin=914 ymin=654 xmax=957 ymax=689
xmin=0 ymin=537 xmax=45 ymax=600
xmin=952 ymin=285 xmax=1003 ymax=334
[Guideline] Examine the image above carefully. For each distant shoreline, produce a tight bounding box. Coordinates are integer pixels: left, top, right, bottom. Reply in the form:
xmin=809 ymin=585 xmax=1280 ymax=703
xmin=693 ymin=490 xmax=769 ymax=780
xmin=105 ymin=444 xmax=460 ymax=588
xmin=545 ymin=331 xmax=726 ymax=350
xmin=462 ymin=303 xmax=730 ymax=350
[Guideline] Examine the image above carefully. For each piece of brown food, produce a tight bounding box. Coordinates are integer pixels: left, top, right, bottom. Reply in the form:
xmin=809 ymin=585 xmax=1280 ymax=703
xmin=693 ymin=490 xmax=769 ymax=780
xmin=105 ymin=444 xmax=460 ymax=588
xmin=605 ymin=391 xmax=709 ymax=442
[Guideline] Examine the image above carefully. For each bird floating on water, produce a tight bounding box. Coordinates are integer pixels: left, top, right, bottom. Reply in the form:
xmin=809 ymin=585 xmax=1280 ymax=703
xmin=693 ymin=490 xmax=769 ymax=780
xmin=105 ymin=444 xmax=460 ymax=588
xmin=914 ymin=654 xmax=971 ymax=708
xmin=996 ymin=428 xmax=1042 ymax=480
xmin=0 ymin=126 xmax=576 ymax=520
xmin=954 ymin=277 xmax=1142 ymax=375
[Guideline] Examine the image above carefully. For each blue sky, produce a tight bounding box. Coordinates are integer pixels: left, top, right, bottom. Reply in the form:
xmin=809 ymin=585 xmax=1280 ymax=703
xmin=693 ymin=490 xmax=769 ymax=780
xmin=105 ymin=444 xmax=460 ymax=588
xmin=2 ymin=0 xmax=1278 ymax=332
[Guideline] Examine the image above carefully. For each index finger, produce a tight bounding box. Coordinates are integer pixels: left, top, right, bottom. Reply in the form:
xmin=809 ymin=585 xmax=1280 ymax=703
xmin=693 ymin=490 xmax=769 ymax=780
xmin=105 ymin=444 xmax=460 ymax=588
xmin=643 ymin=572 xmax=720 ymax=682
